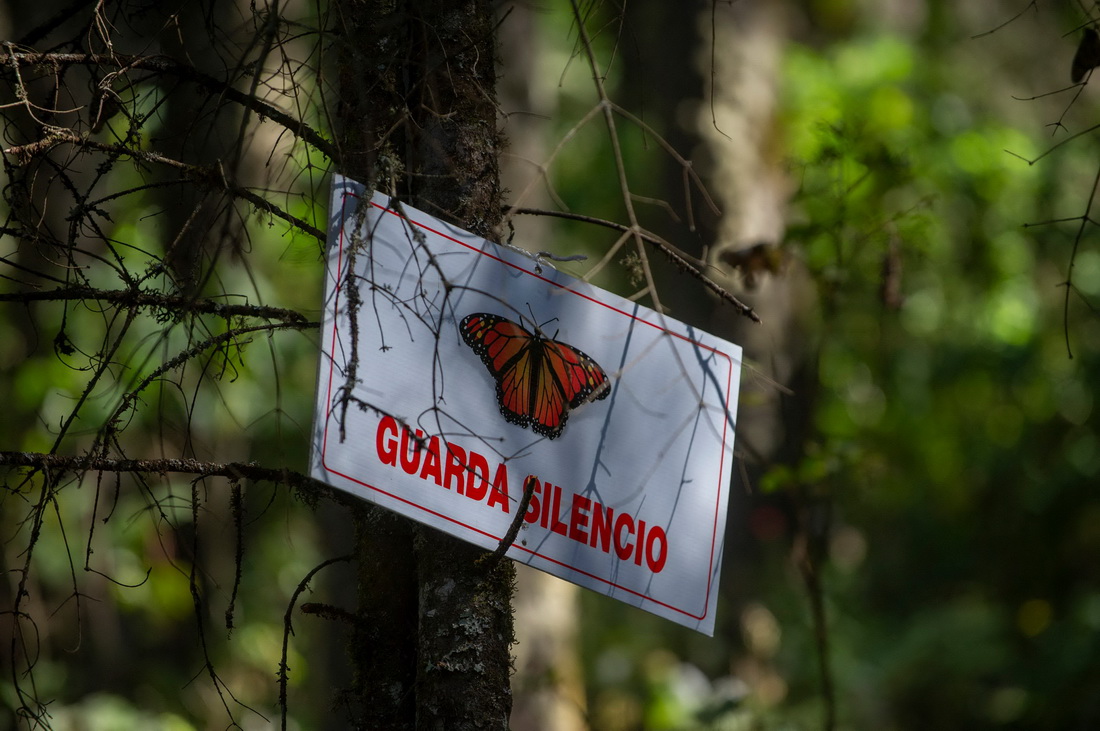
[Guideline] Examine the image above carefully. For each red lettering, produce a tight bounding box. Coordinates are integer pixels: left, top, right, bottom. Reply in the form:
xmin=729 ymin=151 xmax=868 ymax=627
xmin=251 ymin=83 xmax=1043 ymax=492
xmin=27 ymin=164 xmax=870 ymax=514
xmin=614 ymin=512 xmax=634 ymax=560
xmin=419 ymin=436 xmax=443 ymax=485
xmin=645 ymin=525 xmax=668 ymax=573
xmin=377 ymin=416 xmax=399 ymax=466
xmin=399 ymin=428 xmax=424 ymax=474
xmin=443 ymin=444 xmax=467 ymax=493
xmin=374 ymin=423 xmax=536 ymax=520
xmin=466 ymin=451 xmax=489 ymax=500
xmin=549 ymin=483 xmax=568 ymax=536
xmin=524 ymin=478 xmax=541 ymax=524
xmin=487 ymin=464 xmax=509 ymax=512
xmin=589 ymin=502 xmax=613 ymax=552
xmin=539 ymin=482 xmax=551 ymax=528
xmin=378 ymin=430 xmax=664 ymax=569
xmin=568 ymin=494 xmax=591 ymax=543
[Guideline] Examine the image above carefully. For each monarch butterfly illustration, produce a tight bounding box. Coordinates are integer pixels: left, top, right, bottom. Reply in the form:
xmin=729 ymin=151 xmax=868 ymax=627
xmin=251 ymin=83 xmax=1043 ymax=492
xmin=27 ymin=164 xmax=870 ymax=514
xmin=459 ymin=313 xmax=611 ymax=439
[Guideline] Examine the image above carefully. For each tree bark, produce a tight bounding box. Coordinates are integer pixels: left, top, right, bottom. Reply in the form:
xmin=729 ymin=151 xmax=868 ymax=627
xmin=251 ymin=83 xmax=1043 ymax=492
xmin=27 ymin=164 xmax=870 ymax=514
xmin=335 ymin=3 xmax=420 ymax=726
xmin=334 ymin=0 xmax=513 ymax=727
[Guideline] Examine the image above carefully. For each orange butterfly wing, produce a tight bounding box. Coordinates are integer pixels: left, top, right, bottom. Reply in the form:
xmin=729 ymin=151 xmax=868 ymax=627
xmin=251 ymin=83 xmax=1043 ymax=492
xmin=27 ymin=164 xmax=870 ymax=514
xmin=460 ymin=313 xmax=610 ymax=439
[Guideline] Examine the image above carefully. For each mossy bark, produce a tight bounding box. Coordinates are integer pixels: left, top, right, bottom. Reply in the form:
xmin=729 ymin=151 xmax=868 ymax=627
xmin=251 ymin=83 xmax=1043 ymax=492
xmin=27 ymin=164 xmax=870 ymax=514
xmin=335 ymin=0 xmax=513 ymax=727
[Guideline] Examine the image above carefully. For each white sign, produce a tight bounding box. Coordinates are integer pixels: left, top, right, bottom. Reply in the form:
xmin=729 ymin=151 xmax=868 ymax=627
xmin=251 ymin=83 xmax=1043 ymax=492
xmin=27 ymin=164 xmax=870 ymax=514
xmin=310 ymin=175 xmax=743 ymax=634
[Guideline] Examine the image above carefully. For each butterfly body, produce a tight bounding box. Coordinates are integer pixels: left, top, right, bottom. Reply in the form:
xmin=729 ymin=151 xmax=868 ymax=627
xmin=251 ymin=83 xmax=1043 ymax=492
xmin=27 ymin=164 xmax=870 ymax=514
xmin=459 ymin=313 xmax=610 ymax=439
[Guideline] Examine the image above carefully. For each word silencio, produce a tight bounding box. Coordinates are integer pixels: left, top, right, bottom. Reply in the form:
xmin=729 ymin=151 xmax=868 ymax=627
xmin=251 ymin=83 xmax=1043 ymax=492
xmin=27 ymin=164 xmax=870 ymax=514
xmin=376 ymin=415 xmax=668 ymax=572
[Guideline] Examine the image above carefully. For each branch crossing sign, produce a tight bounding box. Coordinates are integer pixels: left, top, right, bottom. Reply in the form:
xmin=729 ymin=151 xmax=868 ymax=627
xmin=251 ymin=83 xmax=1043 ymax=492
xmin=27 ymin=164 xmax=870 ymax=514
xmin=311 ymin=175 xmax=743 ymax=634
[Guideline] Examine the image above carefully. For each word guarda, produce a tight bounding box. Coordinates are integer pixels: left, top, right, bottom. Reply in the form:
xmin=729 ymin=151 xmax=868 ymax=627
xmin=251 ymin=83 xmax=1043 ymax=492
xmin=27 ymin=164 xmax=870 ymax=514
xmin=375 ymin=415 xmax=667 ymax=573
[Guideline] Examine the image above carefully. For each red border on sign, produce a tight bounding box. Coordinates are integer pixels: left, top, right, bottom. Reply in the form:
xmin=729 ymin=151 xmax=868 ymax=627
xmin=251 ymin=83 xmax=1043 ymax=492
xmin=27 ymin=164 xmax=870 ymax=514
xmin=319 ymin=193 xmax=735 ymax=622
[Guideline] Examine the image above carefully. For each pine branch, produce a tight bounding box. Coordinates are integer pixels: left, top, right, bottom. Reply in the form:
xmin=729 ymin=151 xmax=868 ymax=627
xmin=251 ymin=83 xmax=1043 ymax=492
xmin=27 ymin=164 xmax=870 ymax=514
xmin=0 ymin=285 xmax=311 ymax=323
xmin=2 ymin=128 xmax=326 ymax=241
xmin=0 ymin=450 xmax=344 ymax=504
xmin=0 ymin=51 xmax=338 ymax=160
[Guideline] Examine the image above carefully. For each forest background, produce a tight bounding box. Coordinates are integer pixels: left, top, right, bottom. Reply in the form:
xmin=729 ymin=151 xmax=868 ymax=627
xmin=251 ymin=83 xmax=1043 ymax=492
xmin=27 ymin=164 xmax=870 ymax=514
xmin=1 ymin=0 xmax=1099 ymax=729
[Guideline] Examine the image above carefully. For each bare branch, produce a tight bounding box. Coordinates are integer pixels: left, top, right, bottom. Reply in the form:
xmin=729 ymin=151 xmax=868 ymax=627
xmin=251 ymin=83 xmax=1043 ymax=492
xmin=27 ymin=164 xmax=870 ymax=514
xmin=0 ymin=451 xmax=341 ymax=504
xmin=0 ymin=285 xmax=311 ymax=324
xmin=279 ymin=555 xmax=353 ymax=730
xmin=2 ymin=128 xmax=326 ymax=241
xmin=512 ymin=206 xmax=760 ymax=322
xmin=0 ymin=51 xmax=337 ymax=160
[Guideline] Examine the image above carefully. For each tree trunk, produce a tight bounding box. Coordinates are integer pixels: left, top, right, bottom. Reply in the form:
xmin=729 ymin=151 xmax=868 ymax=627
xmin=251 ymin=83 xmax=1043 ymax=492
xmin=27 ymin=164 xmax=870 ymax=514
xmin=334 ymin=1 xmax=514 ymax=727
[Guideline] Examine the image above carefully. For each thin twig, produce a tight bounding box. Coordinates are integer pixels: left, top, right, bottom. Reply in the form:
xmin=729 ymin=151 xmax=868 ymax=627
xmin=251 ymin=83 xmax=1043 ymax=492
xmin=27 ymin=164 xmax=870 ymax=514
xmin=0 ymin=451 xmax=342 ymax=503
xmin=279 ymin=555 xmax=352 ymax=730
xmin=1061 ymin=164 xmax=1100 ymax=358
xmin=512 ymin=206 xmax=760 ymax=322
xmin=481 ymin=475 xmax=538 ymax=571
xmin=0 ymin=51 xmax=337 ymax=160
xmin=796 ymin=495 xmax=836 ymax=731
xmin=2 ymin=129 xmax=325 ymax=241
xmin=0 ymin=285 xmax=310 ymax=323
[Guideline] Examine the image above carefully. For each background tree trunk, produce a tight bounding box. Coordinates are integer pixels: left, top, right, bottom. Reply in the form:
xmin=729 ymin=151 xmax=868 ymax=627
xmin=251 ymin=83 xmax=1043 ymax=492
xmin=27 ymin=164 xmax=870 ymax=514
xmin=497 ymin=6 xmax=587 ymax=727
xmin=700 ymin=3 xmax=830 ymax=720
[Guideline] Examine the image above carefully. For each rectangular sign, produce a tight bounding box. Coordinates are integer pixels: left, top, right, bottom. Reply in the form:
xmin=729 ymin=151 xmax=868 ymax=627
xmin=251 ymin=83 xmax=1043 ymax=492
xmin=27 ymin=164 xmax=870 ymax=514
xmin=310 ymin=175 xmax=743 ymax=634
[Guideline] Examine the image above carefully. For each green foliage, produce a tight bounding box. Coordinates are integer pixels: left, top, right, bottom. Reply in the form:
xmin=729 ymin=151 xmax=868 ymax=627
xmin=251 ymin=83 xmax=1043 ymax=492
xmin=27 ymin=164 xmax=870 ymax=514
xmin=573 ymin=8 xmax=1100 ymax=731
xmin=757 ymin=19 xmax=1100 ymax=731
xmin=5 ymin=3 xmax=1100 ymax=729
xmin=0 ymin=94 xmax=329 ymax=727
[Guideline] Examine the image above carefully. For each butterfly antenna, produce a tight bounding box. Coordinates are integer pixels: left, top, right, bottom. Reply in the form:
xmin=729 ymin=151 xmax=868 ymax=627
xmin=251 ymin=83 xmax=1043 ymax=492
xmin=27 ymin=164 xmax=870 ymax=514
xmin=526 ymin=303 xmax=562 ymax=338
